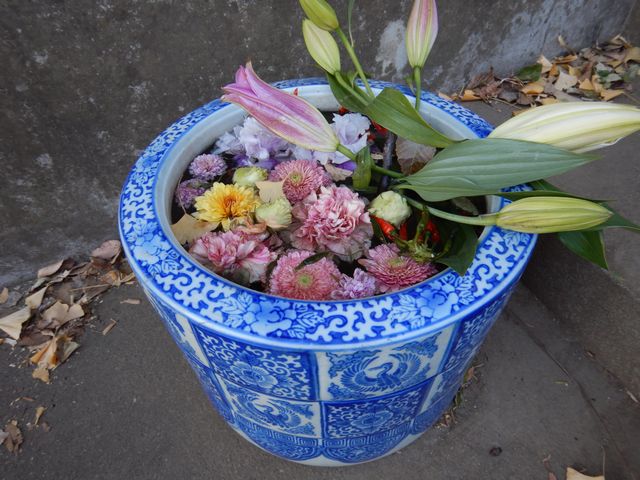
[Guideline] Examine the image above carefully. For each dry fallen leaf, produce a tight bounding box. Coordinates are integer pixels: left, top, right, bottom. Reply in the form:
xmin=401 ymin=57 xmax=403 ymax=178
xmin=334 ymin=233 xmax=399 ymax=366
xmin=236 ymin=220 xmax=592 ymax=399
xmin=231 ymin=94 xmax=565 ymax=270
xmin=32 ymin=366 xmax=50 ymax=383
xmin=0 ymin=430 xmax=8 ymax=446
xmin=3 ymin=421 xmax=22 ymax=453
xmin=521 ymin=81 xmax=545 ymax=95
xmin=34 ymin=406 xmax=46 ymax=425
xmin=120 ymin=298 xmax=141 ymax=305
xmin=579 ymin=78 xmax=595 ymax=90
xmin=255 ymin=180 xmax=285 ymax=202
xmin=566 ymin=467 xmax=604 ymax=480
xmin=30 ymin=335 xmax=79 ymax=370
xmin=102 ymin=319 xmax=118 ymax=335
xmin=437 ymin=91 xmax=453 ymax=100
xmin=0 ymin=287 xmax=8 ymax=304
xmin=554 ymin=71 xmax=579 ymax=91
xmin=25 ymin=286 xmax=48 ymax=310
xmin=624 ymin=46 xmax=640 ymax=63
xmin=458 ymin=89 xmax=481 ymax=101
xmin=0 ymin=307 xmax=32 ymax=339
xmin=538 ymin=54 xmax=553 ymax=74
xmin=90 ymin=240 xmax=122 ymax=262
xmin=37 ymin=260 xmax=64 ymax=278
xmin=170 ymin=214 xmax=218 ymax=245
xmin=600 ymin=89 xmax=624 ymax=101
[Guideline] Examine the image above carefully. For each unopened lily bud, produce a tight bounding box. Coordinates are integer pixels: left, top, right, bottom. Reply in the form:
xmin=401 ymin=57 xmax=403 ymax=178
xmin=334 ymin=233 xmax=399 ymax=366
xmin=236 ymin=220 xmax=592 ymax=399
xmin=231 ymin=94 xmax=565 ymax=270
xmin=255 ymin=198 xmax=293 ymax=230
xmin=405 ymin=0 xmax=438 ymax=69
xmin=302 ymin=19 xmax=341 ymax=74
xmin=489 ymin=102 xmax=640 ymax=153
xmin=233 ymin=167 xmax=268 ymax=187
xmin=495 ymin=197 xmax=612 ymax=233
xmin=369 ymin=191 xmax=412 ymax=227
xmin=299 ymin=0 xmax=339 ymax=31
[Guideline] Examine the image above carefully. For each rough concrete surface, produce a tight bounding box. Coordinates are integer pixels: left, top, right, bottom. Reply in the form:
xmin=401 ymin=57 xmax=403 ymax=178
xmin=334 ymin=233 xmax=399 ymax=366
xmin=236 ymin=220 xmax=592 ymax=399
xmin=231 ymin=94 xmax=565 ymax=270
xmin=1 ymin=284 xmax=639 ymax=480
xmin=1 ymin=0 xmax=639 ymax=286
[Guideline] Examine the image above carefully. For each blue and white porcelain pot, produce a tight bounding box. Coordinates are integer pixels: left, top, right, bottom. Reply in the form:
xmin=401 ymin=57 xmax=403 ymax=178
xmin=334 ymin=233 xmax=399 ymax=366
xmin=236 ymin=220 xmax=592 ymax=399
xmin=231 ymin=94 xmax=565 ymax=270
xmin=119 ymin=79 xmax=537 ymax=466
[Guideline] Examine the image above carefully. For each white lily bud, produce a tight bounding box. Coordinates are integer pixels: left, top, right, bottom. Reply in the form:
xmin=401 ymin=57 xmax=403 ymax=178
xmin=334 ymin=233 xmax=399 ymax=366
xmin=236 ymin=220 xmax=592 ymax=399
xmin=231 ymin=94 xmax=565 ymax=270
xmin=495 ymin=197 xmax=612 ymax=233
xmin=489 ymin=102 xmax=640 ymax=153
xmin=302 ymin=19 xmax=341 ymax=74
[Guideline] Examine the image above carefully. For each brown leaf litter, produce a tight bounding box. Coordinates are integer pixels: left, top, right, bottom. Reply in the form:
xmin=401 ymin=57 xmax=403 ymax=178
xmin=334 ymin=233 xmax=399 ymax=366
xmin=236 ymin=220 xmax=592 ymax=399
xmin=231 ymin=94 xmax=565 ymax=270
xmin=447 ymin=35 xmax=639 ymax=112
xmin=0 ymin=239 xmax=137 ymax=385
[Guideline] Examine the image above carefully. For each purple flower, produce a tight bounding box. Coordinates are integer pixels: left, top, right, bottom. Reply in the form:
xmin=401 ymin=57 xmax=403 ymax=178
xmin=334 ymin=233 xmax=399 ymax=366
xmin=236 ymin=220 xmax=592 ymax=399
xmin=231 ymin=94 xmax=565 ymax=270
xmin=175 ymin=179 xmax=207 ymax=209
xmin=331 ymin=269 xmax=378 ymax=300
xmin=222 ymin=62 xmax=339 ymax=152
xmin=188 ymin=154 xmax=227 ymax=181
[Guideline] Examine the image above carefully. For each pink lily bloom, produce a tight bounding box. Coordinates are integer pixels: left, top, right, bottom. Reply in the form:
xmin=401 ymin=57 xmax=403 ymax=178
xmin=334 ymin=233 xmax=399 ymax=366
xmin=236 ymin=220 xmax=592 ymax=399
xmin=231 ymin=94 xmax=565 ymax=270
xmin=405 ymin=0 xmax=438 ymax=69
xmin=222 ymin=62 xmax=340 ymax=152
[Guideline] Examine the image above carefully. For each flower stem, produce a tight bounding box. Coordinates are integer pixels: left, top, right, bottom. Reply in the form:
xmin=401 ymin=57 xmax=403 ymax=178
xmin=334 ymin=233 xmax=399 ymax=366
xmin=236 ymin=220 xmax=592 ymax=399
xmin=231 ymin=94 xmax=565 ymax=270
xmin=334 ymin=72 xmax=369 ymax=105
xmin=336 ymin=27 xmax=374 ymax=97
xmin=371 ymin=164 xmax=403 ymax=178
xmin=336 ymin=144 xmax=357 ymax=161
xmin=413 ymin=67 xmax=422 ymax=110
xmin=397 ymin=193 xmax=498 ymax=226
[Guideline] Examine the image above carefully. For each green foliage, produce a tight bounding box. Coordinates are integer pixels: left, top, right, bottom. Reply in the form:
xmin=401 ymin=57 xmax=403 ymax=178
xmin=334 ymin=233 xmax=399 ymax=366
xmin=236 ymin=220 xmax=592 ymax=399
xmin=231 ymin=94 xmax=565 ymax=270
xmin=516 ymin=63 xmax=542 ymax=82
xmin=434 ymin=220 xmax=478 ymax=275
xmin=352 ymin=146 xmax=373 ymax=190
xmin=398 ymin=139 xmax=596 ymax=202
xmin=558 ymin=230 xmax=608 ymax=269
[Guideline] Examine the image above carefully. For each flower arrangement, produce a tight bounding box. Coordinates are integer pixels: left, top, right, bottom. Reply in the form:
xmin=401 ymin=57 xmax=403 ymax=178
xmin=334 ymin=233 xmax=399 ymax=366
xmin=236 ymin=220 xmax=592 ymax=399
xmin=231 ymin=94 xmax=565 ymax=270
xmin=171 ymin=0 xmax=640 ymax=301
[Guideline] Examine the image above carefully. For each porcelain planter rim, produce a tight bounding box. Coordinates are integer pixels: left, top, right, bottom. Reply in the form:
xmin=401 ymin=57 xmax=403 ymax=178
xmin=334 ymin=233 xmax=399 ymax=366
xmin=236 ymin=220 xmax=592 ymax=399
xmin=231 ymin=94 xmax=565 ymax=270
xmin=118 ymin=77 xmax=537 ymax=352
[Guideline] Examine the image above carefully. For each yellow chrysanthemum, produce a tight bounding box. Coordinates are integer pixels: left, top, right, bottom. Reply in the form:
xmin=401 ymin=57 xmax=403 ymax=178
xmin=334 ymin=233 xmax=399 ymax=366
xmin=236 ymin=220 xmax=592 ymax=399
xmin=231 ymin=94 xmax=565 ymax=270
xmin=194 ymin=182 xmax=261 ymax=230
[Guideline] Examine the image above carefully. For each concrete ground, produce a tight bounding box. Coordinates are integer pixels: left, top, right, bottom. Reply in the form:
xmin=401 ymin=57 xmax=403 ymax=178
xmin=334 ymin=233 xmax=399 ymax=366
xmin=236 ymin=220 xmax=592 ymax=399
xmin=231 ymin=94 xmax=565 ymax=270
xmin=1 ymin=283 xmax=638 ymax=480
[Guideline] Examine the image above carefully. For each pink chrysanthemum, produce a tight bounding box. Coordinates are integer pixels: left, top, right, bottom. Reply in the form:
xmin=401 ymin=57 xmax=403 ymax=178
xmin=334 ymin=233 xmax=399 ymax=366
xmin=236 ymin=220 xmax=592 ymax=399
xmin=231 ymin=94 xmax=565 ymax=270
xmin=189 ymin=154 xmax=227 ymax=180
xmin=268 ymin=159 xmax=331 ymax=203
xmin=190 ymin=230 xmax=276 ymax=285
xmin=331 ymin=268 xmax=378 ymax=300
xmin=290 ymin=185 xmax=372 ymax=261
xmin=269 ymin=250 xmax=340 ymax=300
xmin=359 ymin=244 xmax=438 ymax=292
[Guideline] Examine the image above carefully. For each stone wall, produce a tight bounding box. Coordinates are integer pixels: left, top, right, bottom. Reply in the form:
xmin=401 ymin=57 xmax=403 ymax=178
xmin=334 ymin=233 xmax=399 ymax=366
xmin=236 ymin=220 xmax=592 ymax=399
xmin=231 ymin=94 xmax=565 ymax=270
xmin=0 ymin=0 xmax=637 ymax=284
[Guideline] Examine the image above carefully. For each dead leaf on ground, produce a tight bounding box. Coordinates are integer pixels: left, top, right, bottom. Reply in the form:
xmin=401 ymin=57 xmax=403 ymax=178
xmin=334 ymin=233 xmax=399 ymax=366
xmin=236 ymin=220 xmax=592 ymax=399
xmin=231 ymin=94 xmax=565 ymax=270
xmin=624 ymin=46 xmax=640 ymax=63
xmin=0 ymin=287 xmax=8 ymax=304
xmin=120 ymin=298 xmax=141 ymax=305
xmin=30 ymin=335 xmax=79 ymax=370
xmin=34 ymin=406 xmax=46 ymax=425
xmin=37 ymin=260 xmax=64 ymax=278
xmin=554 ymin=71 xmax=578 ymax=91
xmin=3 ymin=421 xmax=23 ymax=453
xmin=25 ymin=286 xmax=48 ymax=310
xmin=32 ymin=366 xmax=50 ymax=383
xmin=566 ymin=467 xmax=604 ymax=480
xmin=600 ymin=89 xmax=625 ymax=101
xmin=0 ymin=307 xmax=32 ymax=339
xmin=171 ymin=214 xmax=218 ymax=245
xmin=90 ymin=240 xmax=122 ymax=262
xmin=102 ymin=319 xmax=117 ymax=335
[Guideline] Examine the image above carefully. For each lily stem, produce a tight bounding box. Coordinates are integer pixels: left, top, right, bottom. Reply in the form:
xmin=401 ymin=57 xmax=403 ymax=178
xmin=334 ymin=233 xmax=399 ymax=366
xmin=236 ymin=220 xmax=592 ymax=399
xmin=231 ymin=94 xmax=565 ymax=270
xmin=336 ymin=144 xmax=357 ymax=161
xmin=336 ymin=27 xmax=375 ymax=97
xmin=397 ymin=194 xmax=498 ymax=226
xmin=413 ymin=67 xmax=422 ymax=110
xmin=371 ymin=164 xmax=403 ymax=178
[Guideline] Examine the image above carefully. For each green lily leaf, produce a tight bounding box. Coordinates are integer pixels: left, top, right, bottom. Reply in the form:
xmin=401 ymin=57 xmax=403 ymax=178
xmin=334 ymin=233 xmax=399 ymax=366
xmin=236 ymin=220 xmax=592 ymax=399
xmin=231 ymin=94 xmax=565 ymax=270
xmin=398 ymin=138 xmax=596 ymax=202
xmin=435 ymin=220 xmax=478 ymax=276
xmin=516 ymin=63 xmax=543 ymax=82
xmin=352 ymin=146 xmax=373 ymax=190
xmin=590 ymin=207 xmax=640 ymax=232
xmin=558 ymin=230 xmax=608 ymax=269
xmin=326 ymin=72 xmax=369 ymax=112
xmin=363 ymin=88 xmax=455 ymax=148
